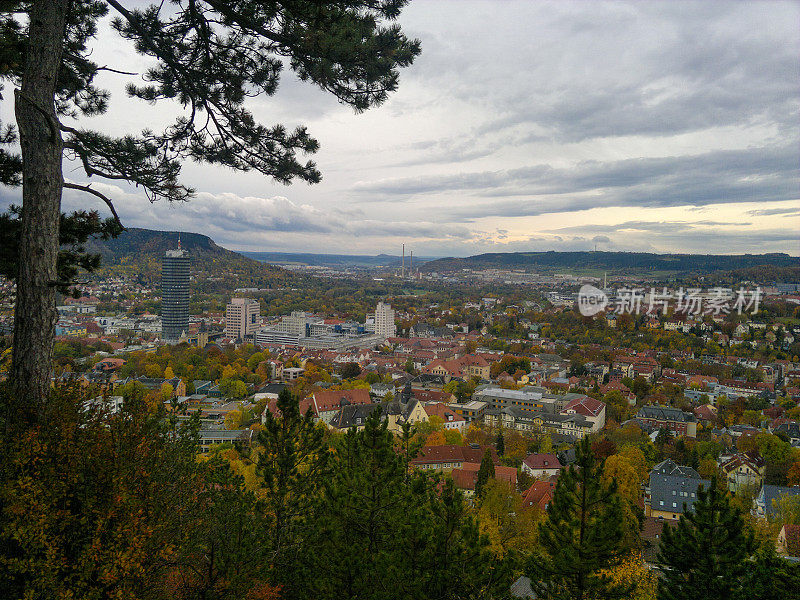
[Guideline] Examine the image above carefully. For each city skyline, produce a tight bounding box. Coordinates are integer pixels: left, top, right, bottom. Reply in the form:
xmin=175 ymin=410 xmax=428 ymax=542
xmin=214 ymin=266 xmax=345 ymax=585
xmin=1 ymin=1 xmax=798 ymax=257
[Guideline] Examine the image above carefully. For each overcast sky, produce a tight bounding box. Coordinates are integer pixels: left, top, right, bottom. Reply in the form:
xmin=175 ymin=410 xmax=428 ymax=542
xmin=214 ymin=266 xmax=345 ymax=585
xmin=2 ymin=0 xmax=799 ymax=257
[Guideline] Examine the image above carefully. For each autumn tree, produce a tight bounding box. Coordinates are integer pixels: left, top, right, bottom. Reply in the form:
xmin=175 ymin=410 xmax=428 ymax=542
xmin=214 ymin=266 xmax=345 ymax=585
xmin=1 ymin=0 xmax=420 ymax=408
xmin=476 ymin=478 xmax=539 ymax=557
xmin=0 ymin=383 xmax=204 ymax=599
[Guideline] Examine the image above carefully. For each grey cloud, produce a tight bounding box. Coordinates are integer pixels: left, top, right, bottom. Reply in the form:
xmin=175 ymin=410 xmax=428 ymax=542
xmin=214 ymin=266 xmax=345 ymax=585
xmin=746 ymin=207 xmax=800 ymax=216
xmin=355 ymin=144 xmax=799 ymax=220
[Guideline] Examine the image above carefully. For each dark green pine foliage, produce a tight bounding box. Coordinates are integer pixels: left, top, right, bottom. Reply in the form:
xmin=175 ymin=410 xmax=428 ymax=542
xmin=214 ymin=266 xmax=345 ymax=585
xmin=528 ymin=436 xmax=632 ymax=600
xmin=172 ymin=456 xmax=268 ymax=599
xmin=740 ymin=544 xmax=800 ymax=600
xmin=657 ymin=477 xmax=756 ymax=600
xmin=0 ymin=204 xmax=121 ymax=295
xmin=257 ymin=388 xmax=329 ymax=597
xmin=496 ymin=429 xmax=505 ymax=456
xmin=311 ymin=410 xmax=510 ymax=600
xmin=475 ymin=448 xmax=495 ymax=499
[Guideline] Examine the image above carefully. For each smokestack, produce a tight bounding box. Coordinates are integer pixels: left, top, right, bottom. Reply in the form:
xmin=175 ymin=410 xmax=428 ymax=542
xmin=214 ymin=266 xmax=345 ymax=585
xmin=402 ymin=243 xmax=405 ymax=278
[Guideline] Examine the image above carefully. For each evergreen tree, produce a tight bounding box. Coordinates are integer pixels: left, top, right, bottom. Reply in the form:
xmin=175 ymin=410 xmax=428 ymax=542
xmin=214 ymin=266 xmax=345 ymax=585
xmin=528 ymin=436 xmax=633 ymax=600
xmin=399 ymin=421 xmax=422 ymax=477
xmin=740 ymin=544 xmax=800 ymax=600
xmin=311 ymin=410 xmax=409 ymax=599
xmin=257 ymin=388 xmax=329 ymax=596
xmin=475 ymin=448 xmax=495 ymax=499
xmin=496 ymin=429 xmax=506 ymax=456
xmin=169 ymin=456 xmax=270 ymax=600
xmin=310 ymin=410 xmax=510 ymax=600
xmin=657 ymin=477 xmax=756 ymax=600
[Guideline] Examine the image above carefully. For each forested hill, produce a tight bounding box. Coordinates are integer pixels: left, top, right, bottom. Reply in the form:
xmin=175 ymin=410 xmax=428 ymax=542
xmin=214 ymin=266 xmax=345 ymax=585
xmin=85 ymin=228 xmax=295 ymax=287
xmin=85 ymin=228 xmax=233 ymax=263
xmin=420 ymin=251 xmax=799 ymax=274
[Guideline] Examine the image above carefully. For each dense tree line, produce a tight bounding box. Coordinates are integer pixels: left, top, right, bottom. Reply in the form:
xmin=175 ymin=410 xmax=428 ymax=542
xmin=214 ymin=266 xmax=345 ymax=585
xmin=0 ymin=384 xmax=510 ymax=599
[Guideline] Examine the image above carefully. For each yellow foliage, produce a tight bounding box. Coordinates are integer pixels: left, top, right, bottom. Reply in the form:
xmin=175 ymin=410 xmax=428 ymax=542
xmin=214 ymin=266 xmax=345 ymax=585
xmin=225 ymin=409 xmax=243 ymax=430
xmin=598 ymin=553 xmax=657 ymax=600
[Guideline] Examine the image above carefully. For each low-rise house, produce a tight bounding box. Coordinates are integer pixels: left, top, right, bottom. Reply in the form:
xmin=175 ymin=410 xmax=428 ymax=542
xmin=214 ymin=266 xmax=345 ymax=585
xmin=561 ymin=395 xmax=606 ymax=432
xmin=423 ymin=402 xmax=467 ymax=431
xmin=327 ymin=403 xmax=382 ymax=432
xmin=370 ymin=383 xmax=395 ymax=399
xmin=753 ymin=485 xmax=800 ymax=518
xmin=521 ymin=480 xmax=556 ymax=510
xmin=521 ymin=453 xmax=562 ymax=478
xmin=693 ymin=404 xmax=718 ymax=425
xmin=424 ymin=354 xmax=491 ymax=380
xmin=311 ymin=388 xmax=372 ymax=424
xmin=410 ymin=444 xmax=497 ymax=472
xmin=198 ymin=428 xmax=254 ymax=453
xmin=451 ymin=462 xmax=518 ymax=497
xmin=719 ymin=451 xmax=766 ymax=493
xmin=772 ymin=421 xmax=800 ymax=445
xmin=326 ymin=398 xmax=428 ymax=434
xmin=636 ymin=405 xmax=697 ymax=438
xmin=641 ymin=517 xmax=675 ymax=564
xmin=644 ymin=459 xmax=710 ymax=520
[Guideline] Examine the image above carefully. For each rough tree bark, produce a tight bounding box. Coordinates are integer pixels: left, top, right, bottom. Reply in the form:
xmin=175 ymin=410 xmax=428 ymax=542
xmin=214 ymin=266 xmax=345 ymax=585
xmin=11 ymin=0 xmax=69 ymax=415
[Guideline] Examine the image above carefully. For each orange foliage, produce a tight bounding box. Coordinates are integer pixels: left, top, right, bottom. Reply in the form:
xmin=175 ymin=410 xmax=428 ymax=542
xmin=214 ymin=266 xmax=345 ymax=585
xmin=425 ymin=431 xmax=447 ymax=446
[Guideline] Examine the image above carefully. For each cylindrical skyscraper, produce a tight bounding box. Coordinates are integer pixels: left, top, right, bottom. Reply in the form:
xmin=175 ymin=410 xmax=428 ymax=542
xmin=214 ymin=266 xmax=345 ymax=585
xmin=162 ymin=246 xmax=190 ymax=343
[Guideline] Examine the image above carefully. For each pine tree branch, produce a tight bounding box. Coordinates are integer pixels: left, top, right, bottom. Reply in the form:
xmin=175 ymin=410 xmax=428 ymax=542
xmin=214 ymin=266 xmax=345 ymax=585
xmin=62 ymin=182 xmax=124 ymax=229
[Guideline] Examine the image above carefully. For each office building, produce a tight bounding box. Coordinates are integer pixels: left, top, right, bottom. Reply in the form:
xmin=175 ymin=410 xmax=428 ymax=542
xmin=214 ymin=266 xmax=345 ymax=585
xmin=226 ymin=297 xmax=259 ymax=340
xmin=161 ymin=245 xmax=190 ymax=343
xmin=373 ymin=301 xmax=396 ymax=338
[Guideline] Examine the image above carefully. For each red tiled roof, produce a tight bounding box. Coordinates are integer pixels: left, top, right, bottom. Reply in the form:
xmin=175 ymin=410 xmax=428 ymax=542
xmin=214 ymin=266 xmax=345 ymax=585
xmin=459 ymin=461 xmax=517 ymax=485
xmin=522 ymin=453 xmax=562 ymax=471
xmin=451 ymin=463 xmax=517 ymax=490
xmin=562 ymin=396 xmax=605 ymax=417
xmin=411 ymin=445 xmax=497 ymax=466
xmin=521 ymin=481 xmax=555 ymax=510
xmin=265 ymin=397 xmax=314 ymax=418
xmin=412 ymin=389 xmax=453 ymax=403
xmin=451 ymin=468 xmax=478 ymax=490
xmin=423 ymin=402 xmax=465 ymax=423
xmin=312 ymin=388 xmax=372 ymax=413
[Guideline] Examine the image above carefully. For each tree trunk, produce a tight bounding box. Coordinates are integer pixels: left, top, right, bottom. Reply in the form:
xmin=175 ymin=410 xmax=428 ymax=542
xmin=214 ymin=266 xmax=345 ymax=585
xmin=11 ymin=0 xmax=69 ymax=416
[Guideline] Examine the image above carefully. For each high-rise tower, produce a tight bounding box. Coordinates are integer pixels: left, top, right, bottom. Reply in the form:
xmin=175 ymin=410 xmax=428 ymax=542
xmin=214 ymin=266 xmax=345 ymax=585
xmin=161 ymin=243 xmax=190 ymax=343
xmin=374 ymin=301 xmax=396 ymax=338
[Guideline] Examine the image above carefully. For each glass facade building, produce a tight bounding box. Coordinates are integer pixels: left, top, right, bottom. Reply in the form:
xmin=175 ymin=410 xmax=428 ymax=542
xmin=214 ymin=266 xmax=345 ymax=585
xmin=161 ymin=248 xmax=190 ymax=342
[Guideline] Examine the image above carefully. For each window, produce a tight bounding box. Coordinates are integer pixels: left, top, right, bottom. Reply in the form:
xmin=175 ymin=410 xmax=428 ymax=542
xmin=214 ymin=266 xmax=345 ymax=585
xmin=672 ymin=490 xmax=676 ymax=496
xmin=672 ymin=502 xmax=677 ymax=508
xmin=660 ymin=501 xmax=664 ymax=506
